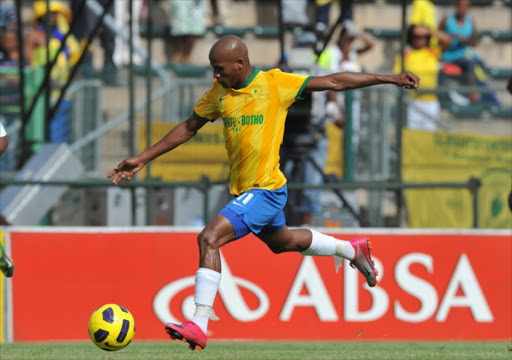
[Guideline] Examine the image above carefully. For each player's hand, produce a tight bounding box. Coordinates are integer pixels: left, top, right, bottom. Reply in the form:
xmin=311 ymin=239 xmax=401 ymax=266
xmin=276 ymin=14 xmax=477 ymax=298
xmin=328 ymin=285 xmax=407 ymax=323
xmin=107 ymin=157 xmax=145 ymax=186
xmin=396 ymin=71 xmax=420 ymax=91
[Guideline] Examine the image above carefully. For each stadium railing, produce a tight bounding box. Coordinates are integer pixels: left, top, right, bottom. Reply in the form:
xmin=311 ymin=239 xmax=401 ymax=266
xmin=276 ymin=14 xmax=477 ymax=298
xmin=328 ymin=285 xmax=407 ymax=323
xmin=0 ymin=177 xmax=482 ymax=228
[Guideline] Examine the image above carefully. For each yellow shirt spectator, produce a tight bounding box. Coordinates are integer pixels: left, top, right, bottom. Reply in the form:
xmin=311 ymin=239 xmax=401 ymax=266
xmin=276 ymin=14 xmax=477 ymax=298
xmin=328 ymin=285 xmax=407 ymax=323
xmin=394 ymin=48 xmax=439 ymax=102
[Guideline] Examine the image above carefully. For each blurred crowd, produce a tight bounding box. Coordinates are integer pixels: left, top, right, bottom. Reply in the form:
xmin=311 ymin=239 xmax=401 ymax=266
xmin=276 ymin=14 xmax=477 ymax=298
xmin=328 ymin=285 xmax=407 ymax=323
xmin=0 ymin=0 xmax=209 ymax=147
xmin=0 ymin=0 xmax=504 ymax=108
xmin=0 ymin=0 xmax=209 ymax=80
xmin=281 ymin=0 xmax=502 ymax=133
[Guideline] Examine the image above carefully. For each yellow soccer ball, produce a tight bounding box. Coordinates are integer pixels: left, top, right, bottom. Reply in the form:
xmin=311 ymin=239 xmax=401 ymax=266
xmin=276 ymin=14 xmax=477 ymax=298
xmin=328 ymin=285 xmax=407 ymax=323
xmin=88 ymin=304 xmax=135 ymax=351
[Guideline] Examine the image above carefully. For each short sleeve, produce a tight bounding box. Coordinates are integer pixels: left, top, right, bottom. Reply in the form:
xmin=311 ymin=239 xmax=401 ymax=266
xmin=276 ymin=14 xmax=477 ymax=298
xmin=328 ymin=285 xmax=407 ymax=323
xmin=193 ymin=82 xmax=221 ymax=122
xmin=270 ymin=69 xmax=311 ymax=109
xmin=0 ymin=122 xmax=6 ymax=137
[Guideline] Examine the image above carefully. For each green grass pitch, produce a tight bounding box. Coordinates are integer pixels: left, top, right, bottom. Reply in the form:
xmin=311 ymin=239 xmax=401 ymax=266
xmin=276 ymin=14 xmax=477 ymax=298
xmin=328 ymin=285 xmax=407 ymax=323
xmin=1 ymin=341 xmax=511 ymax=360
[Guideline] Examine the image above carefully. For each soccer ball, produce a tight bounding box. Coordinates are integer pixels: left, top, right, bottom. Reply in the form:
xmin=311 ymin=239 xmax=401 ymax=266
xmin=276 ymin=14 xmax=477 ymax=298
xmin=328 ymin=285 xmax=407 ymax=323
xmin=88 ymin=304 xmax=135 ymax=351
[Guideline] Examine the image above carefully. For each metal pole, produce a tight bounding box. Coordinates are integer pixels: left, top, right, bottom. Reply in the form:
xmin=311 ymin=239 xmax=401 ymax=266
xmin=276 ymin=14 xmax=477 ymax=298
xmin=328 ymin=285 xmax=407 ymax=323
xmin=202 ymin=177 xmax=210 ymax=223
xmin=277 ymin=0 xmax=284 ymax=63
xmin=145 ymin=0 xmax=154 ymax=225
xmin=395 ymin=0 xmax=407 ymax=226
xmin=15 ymin=0 xmax=28 ymax=165
xmin=129 ymin=0 xmax=135 ymax=159
xmin=128 ymin=0 xmax=137 ymax=225
xmin=145 ymin=0 xmax=153 ymax=178
xmin=343 ymin=90 xmax=354 ymax=182
xmin=470 ymin=177 xmax=481 ymax=228
xmin=44 ymin=0 xmax=51 ymax=142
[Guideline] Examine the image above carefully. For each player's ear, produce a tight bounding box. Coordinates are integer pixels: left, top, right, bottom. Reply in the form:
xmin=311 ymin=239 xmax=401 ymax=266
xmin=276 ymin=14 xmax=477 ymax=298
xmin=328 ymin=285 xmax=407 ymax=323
xmin=236 ymin=58 xmax=243 ymax=70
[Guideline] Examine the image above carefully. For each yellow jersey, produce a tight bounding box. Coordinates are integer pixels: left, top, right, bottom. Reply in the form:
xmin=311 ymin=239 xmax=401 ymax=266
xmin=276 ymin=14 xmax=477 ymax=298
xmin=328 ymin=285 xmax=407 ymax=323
xmin=394 ymin=48 xmax=439 ymax=102
xmin=193 ymin=69 xmax=312 ymax=195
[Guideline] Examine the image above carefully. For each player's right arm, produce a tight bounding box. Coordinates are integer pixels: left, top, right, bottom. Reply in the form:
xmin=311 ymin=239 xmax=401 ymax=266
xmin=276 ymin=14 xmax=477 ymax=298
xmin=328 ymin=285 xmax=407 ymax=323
xmin=108 ymin=116 xmax=207 ymax=186
xmin=306 ymin=71 xmax=420 ymax=93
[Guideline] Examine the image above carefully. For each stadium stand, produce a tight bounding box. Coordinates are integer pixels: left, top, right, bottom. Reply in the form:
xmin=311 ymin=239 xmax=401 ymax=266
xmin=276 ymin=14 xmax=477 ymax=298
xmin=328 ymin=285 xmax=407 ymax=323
xmin=7 ymin=0 xmax=512 ymax=166
xmin=252 ymin=25 xmax=280 ymax=39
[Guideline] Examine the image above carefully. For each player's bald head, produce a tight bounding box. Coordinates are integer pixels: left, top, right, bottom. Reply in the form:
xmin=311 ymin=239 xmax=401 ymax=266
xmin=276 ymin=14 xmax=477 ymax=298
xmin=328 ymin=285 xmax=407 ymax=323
xmin=209 ymin=35 xmax=250 ymax=64
xmin=208 ymin=35 xmax=253 ymax=89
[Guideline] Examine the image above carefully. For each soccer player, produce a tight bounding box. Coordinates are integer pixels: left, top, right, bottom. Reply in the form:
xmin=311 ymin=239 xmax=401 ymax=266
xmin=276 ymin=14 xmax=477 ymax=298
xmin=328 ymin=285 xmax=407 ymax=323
xmin=108 ymin=35 xmax=420 ymax=351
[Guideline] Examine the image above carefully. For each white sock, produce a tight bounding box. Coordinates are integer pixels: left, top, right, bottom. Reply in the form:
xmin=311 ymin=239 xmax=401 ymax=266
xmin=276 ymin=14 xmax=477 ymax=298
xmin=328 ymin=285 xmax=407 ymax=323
xmin=191 ymin=268 xmax=221 ymax=333
xmin=301 ymin=229 xmax=355 ymax=260
xmin=335 ymin=240 xmax=355 ymax=261
xmin=191 ymin=312 xmax=209 ymax=334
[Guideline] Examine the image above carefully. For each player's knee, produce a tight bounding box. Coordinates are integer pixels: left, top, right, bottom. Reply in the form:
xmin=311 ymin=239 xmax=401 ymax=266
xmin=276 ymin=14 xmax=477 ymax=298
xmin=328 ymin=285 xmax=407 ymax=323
xmin=197 ymin=229 xmax=220 ymax=251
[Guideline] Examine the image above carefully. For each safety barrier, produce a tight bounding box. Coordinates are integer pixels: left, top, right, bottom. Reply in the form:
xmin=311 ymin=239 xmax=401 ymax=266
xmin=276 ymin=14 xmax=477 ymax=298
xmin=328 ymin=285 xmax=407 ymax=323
xmin=0 ymin=177 xmax=482 ymax=228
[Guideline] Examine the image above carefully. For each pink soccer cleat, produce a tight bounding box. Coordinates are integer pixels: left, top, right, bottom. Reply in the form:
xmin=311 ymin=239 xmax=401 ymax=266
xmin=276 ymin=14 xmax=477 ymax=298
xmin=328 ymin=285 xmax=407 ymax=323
xmin=349 ymin=236 xmax=379 ymax=287
xmin=165 ymin=321 xmax=207 ymax=351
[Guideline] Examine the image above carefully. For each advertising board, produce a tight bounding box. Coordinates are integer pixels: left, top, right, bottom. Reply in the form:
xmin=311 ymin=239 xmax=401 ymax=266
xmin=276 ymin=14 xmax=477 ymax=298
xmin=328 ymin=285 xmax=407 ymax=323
xmin=6 ymin=228 xmax=511 ymax=341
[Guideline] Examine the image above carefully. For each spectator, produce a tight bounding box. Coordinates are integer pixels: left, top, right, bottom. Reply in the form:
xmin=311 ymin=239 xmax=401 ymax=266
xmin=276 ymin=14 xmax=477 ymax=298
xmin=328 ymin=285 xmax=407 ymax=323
xmin=168 ymin=0 xmax=206 ymax=64
xmin=321 ymin=20 xmax=373 ymax=74
xmin=318 ymin=20 xmax=374 ymax=149
xmin=0 ymin=27 xmax=18 ymax=65
xmin=438 ymin=0 xmax=500 ymax=106
xmin=113 ymin=0 xmax=144 ymax=67
xmin=24 ymin=0 xmax=80 ymax=87
xmin=24 ymin=0 xmax=80 ymax=143
xmin=0 ymin=0 xmax=18 ymax=65
xmin=393 ymin=24 xmax=451 ymax=131
xmin=70 ymin=0 xmax=118 ymax=84
xmin=409 ymin=0 xmax=441 ymax=54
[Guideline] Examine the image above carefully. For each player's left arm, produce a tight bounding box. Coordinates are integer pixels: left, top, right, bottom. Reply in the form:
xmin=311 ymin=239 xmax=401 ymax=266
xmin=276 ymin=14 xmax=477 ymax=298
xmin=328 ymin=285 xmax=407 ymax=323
xmin=304 ymin=71 xmax=420 ymax=93
xmin=108 ymin=116 xmax=207 ymax=186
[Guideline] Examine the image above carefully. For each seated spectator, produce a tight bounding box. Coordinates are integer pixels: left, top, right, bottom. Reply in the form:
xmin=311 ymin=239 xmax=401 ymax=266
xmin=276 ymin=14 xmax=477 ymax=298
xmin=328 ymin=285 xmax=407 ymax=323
xmin=438 ymin=0 xmax=500 ymax=106
xmin=393 ymin=24 xmax=451 ymax=131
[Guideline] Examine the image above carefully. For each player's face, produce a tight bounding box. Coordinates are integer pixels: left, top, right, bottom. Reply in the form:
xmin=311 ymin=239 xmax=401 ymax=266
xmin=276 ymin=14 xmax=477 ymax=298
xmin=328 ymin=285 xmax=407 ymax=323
xmin=209 ymin=53 xmax=242 ymax=89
